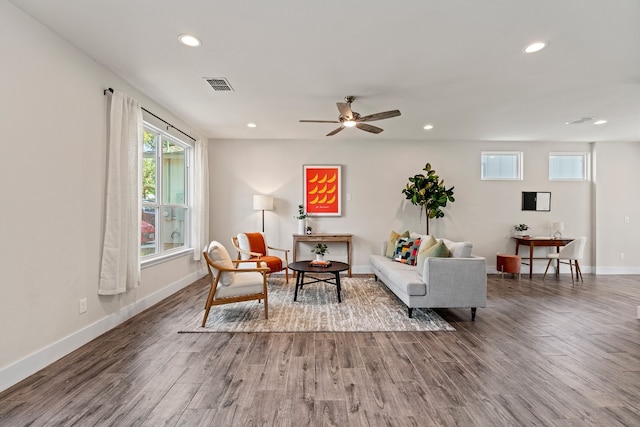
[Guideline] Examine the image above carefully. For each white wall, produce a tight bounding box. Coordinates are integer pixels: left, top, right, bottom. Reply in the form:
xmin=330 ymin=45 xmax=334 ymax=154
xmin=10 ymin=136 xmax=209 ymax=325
xmin=208 ymin=139 xmax=610 ymax=273
xmin=594 ymin=142 xmax=640 ymax=273
xmin=0 ymin=1 xmax=204 ymax=391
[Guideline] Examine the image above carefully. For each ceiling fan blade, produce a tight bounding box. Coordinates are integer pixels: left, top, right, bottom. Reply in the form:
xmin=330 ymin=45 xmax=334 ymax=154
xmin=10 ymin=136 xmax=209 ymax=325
xmin=358 ymin=110 xmax=401 ymax=122
xmin=299 ymin=119 xmax=340 ymax=123
xmin=336 ymin=102 xmax=354 ymax=120
xmin=356 ymin=123 xmax=383 ymax=134
xmin=326 ymin=126 xmax=345 ymax=136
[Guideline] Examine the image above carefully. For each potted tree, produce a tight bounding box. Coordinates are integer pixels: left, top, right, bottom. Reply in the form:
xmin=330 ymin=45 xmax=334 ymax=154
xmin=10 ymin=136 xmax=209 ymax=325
xmin=402 ymin=163 xmax=455 ymax=235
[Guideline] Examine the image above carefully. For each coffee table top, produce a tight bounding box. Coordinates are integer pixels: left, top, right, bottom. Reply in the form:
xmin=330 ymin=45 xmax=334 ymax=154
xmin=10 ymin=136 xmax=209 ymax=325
xmin=288 ymin=260 xmax=350 ymax=274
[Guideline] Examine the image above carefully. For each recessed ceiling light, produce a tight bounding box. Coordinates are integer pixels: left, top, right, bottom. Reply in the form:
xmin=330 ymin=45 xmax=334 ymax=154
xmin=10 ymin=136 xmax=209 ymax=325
xmin=593 ymin=119 xmax=608 ymax=125
xmin=523 ymin=41 xmax=548 ymax=54
xmin=247 ymin=123 xmax=257 ymax=128
xmin=178 ymin=34 xmax=201 ymax=47
xmin=423 ymin=124 xmax=434 ymax=130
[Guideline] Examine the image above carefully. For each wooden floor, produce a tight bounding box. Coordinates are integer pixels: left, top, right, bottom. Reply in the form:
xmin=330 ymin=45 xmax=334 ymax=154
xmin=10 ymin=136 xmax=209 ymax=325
xmin=2 ymin=273 xmax=640 ymax=426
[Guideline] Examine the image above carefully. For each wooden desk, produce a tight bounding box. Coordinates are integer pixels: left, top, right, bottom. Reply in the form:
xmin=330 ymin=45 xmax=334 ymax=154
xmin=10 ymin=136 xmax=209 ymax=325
xmin=292 ymin=234 xmax=353 ymax=277
xmin=514 ymin=237 xmax=574 ymax=279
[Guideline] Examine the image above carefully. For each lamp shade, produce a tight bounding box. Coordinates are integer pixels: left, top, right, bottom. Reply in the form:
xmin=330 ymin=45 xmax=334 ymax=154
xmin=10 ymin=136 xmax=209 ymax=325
xmin=552 ymin=222 xmax=564 ymax=232
xmin=253 ymin=194 xmax=273 ymax=211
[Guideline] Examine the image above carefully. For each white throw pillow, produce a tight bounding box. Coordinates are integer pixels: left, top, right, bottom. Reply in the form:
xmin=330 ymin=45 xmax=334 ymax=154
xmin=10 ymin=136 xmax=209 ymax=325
xmin=206 ymin=241 xmax=235 ymax=285
xmin=236 ymin=233 xmax=251 ymax=260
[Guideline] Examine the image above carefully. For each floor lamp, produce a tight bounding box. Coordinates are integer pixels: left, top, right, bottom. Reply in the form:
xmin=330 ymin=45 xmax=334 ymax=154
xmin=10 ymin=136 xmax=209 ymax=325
xmin=253 ymin=195 xmax=274 ymax=232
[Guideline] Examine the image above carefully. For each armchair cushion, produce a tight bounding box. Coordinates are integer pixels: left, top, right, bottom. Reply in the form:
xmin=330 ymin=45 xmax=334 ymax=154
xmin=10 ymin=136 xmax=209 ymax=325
xmin=215 ymin=271 xmax=265 ymax=299
xmin=206 ymin=241 xmax=235 ymax=285
xmin=236 ymin=232 xmax=283 ymax=273
xmin=236 ymin=232 xmax=267 ymax=259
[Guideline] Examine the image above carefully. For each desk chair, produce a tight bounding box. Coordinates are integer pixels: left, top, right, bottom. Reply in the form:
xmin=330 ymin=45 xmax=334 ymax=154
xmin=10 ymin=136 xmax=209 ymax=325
xmin=543 ymin=236 xmax=586 ymax=285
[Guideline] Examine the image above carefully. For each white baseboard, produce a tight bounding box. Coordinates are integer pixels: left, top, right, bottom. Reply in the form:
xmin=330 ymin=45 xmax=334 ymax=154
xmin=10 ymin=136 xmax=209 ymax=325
xmin=0 ymin=271 xmax=203 ymax=393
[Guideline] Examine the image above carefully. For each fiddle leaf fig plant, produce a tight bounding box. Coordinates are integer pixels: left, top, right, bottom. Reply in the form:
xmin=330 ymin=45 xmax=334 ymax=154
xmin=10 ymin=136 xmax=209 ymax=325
xmin=402 ymin=162 xmax=455 ymax=235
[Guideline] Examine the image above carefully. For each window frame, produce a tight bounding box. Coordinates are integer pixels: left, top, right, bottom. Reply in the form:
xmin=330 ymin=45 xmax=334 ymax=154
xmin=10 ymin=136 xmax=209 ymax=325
xmin=141 ymin=121 xmax=193 ymax=264
xmin=548 ymin=152 xmax=590 ymax=181
xmin=481 ymin=151 xmax=523 ymax=181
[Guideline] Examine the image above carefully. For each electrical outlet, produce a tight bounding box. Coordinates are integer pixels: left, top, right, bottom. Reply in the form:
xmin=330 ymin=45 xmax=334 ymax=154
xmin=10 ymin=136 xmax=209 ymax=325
xmin=625 ymin=216 xmax=630 ymax=223
xmin=620 ymin=253 xmax=625 ymax=260
xmin=79 ymin=298 xmax=87 ymax=314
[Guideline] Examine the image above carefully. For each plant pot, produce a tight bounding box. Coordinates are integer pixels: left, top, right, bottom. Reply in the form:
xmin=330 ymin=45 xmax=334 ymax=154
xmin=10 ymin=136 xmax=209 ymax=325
xmin=315 ymin=253 xmax=325 ymax=262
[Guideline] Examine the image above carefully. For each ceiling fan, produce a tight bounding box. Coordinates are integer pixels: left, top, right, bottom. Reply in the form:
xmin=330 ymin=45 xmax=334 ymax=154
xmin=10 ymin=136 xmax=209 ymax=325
xmin=300 ymin=96 xmax=401 ymax=136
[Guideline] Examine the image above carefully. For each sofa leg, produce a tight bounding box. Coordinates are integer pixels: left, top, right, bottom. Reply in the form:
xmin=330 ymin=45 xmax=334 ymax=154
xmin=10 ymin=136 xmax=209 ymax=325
xmin=471 ymin=308 xmax=477 ymax=321
xmin=373 ymin=274 xmax=378 ymax=282
xmin=408 ymin=307 xmax=413 ymax=318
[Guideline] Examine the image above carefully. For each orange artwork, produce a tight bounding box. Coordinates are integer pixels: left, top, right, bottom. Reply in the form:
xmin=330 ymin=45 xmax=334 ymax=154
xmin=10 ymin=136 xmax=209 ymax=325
xmin=303 ymin=165 xmax=341 ymax=216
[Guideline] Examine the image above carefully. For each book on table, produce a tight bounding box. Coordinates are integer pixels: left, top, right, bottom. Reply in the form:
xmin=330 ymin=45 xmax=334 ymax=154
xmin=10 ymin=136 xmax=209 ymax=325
xmin=309 ymin=260 xmax=331 ymax=267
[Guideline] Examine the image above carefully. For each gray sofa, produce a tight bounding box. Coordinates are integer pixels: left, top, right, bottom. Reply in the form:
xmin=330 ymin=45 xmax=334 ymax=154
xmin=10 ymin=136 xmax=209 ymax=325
xmin=370 ymin=237 xmax=487 ymax=320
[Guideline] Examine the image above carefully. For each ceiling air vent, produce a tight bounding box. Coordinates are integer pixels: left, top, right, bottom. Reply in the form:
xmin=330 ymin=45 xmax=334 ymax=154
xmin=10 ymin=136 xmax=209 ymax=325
xmin=205 ymin=78 xmax=234 ymax=92
xmin=565 ymin=117 xmax=593 ymax=125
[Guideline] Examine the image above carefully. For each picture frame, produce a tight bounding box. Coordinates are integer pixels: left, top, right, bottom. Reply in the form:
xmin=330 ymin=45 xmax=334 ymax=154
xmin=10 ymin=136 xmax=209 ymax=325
xmin=522 ymin=191 xmax=551 ymax=211
xmin=303 ymin=165 xmax=341 ymax=216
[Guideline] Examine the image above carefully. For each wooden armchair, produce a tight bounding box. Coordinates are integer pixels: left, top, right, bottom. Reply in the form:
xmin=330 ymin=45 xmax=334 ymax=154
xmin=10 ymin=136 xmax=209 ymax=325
xmin=231 ymin=232 xmax=290 ymax=283
xmin=201 ymin=241 xmax=270 ymax=326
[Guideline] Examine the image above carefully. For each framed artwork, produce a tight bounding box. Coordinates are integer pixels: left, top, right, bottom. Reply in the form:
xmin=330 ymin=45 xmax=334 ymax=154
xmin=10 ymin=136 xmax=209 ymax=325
xmin=522 ymin=191 xmax=551 ymax=211
xmin=303 ymin=165 xmax=341 ymax=216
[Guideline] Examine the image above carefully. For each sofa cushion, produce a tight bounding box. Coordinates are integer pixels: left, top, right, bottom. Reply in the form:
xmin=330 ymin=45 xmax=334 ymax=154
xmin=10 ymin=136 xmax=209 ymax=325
xmin=420 ymin=240 xmax=450 ymax=259
xmin=386 ymin=230 xmax=410 ymax=258
xmin=393 ymin=237 xmax=421 ymax=265
xmin=418 ymin=235 xmax=437 ymax=252
xmin=442 ymin=239 xmax=473 ymax=258
xmin=415 ymin=235 xmax=439 ymax=271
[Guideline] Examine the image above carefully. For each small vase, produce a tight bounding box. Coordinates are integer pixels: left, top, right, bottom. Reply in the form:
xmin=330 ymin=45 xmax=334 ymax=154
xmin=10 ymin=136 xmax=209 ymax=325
xmin=297 ymin=219 xmax=305 ymax=235
xmin=315 ymin=253 xmax=324 ymax=262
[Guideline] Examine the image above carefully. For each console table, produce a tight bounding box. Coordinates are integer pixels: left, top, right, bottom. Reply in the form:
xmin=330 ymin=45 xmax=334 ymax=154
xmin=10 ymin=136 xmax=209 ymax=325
xmin=514 ymin=237 xmax=574 ymax=279
xmin=292 ymin=233 xmax=353 ymax=277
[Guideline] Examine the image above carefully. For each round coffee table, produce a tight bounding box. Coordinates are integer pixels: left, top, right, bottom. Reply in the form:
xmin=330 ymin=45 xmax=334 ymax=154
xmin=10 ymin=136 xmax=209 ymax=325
xmin=288 ymin=260 xmax=350 ymax=303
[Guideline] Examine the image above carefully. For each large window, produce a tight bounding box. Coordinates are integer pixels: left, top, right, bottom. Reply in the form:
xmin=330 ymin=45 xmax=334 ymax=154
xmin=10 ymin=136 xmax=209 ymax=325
xmin=141 ymin=123 xmax=191 ymax=259
xmin=481 ymin=152 xmax=523 ymax=180
xmin=549 ymin=152 xmax=589 ymax=181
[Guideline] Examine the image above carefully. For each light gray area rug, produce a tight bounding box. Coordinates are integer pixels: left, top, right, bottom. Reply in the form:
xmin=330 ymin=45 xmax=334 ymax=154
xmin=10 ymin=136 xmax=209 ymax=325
xmin=180 ymin=276 xmax=455 ymax=333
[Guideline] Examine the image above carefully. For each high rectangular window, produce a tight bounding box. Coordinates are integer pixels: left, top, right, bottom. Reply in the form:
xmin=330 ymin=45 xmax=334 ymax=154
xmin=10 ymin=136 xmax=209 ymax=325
xmin=481 ymin=152 xmax=523 ymax=180
xmin=142 ymin=123 xmax=191 ymax=259
xmin=549 ymin=152 xmax=589 ymax=181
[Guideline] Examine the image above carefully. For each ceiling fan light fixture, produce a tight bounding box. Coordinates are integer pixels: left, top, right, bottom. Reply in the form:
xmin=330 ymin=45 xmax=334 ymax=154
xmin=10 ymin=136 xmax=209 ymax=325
xmin=247 ymin=123 xmax=257 ymax=128
xmin=423 ymin=124 xmax=434 ymax=130
xmin=593 ymin=119 xmax=608 ymax=125
xmin=178 ymin=34 xmax=201 ymax=47
xmin=523 ymin=41 xmax=548 ymax=54
xmin=343 ymin=120 xmax=357 ymax=128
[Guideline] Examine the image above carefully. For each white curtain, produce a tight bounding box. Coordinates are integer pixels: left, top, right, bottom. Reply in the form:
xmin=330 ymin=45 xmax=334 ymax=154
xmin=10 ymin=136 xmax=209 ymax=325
xmin=99 ymin=91 xmax=143 ymax=295
xmin=191 ymin=139 xmax=209 ymax=261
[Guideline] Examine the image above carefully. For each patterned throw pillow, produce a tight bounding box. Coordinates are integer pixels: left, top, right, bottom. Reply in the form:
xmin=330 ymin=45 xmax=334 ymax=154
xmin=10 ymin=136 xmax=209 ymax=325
xmin=393 ymin=237 xmax=422 ymax=265
xmin=386 ymin=230 xmax=410 ymax=258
